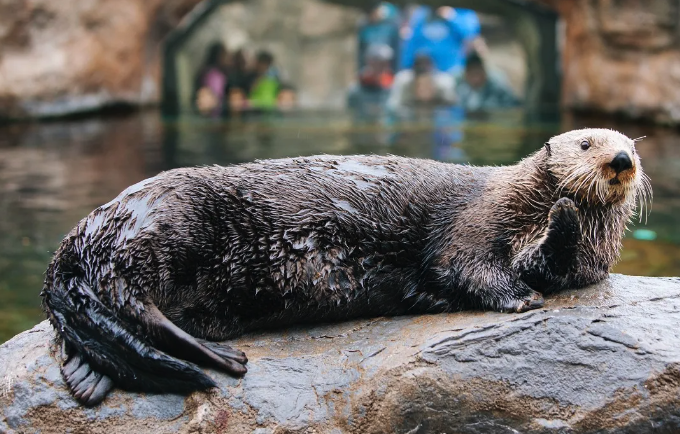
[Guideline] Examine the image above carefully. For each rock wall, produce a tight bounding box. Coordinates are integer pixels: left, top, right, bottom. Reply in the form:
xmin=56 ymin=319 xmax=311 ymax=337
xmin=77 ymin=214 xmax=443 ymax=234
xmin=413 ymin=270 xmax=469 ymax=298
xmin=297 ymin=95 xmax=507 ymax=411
xmin=2 ymin=275 xmax=680 ymax=433
xmin=0 ymin=0 xmax=201 ymax=119
xmin=553 ymin=0 xmax=680 ymax=124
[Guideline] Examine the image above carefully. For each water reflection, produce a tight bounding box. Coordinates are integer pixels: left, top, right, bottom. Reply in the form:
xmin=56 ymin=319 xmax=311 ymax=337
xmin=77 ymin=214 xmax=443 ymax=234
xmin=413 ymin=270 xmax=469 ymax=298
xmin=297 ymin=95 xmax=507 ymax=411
xmin=1 ymin=110 xmax=678 ymax=342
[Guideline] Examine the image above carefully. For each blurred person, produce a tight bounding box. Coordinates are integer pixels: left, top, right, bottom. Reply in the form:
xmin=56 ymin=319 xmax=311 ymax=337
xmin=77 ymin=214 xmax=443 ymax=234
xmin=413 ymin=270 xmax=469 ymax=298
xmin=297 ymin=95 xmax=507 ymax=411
xmin=277 ymin=84 xmax=297 ymax=113
xmin=386 ymin=51 xmax=456 ymax=116
xmin=347 ymin=44 xmax=395 ymax=122
xmin=460 ymin=36 xmax=513 ymax=90
xmin=228 ymin=87 xmax=248 ymax=115
xmin=194 ymin=42 xmax=230 ymax=117
xmin=227 ymin=48 xmax=251 ymax=93
xmin=400 ymin=6 xmax=480 ymax=74
xmin=399 ymin=4 xmax=428 ymax=41
xmin=358 ymin=44 xmax=395 ymax=91
xmin=455 ymin=52 xmax=520 ymax=111
xmin=247 ymin=50 xmax=281 ymax=111
xmin=358 ymin=2 xmax=400 ymax=73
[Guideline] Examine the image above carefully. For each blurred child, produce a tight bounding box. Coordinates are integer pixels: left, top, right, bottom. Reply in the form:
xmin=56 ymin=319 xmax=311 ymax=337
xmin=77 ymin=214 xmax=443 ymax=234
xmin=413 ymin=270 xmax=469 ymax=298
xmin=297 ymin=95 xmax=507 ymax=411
xmin=248 ymin=51 xmax=281 ymax=111
xmin=277 ymin=84 xmax=297 ymax=112
xmin=228 ymin=87 xmax=247 ymax=114
xmin=194 ymin=42 xmax=230 ymax=117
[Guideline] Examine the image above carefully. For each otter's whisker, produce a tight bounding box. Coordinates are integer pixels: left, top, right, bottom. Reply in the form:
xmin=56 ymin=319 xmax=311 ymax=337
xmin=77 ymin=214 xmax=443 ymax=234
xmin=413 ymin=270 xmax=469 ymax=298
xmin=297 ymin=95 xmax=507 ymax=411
xmin=558 ymin=166 xmax=590 ymax=197
xmin=564 ymin=168 xmax=591 ymax=201
xmin=635 ymin=184 xmax=644 ymax=224
xmin=581 ymin=172 xmax=599 ymax=205
xmin=590 ymin=173 xmax=603 ymax=205
xmin=637 ymin=173 xmax=649 ymax=220
xmin=643 ymin=172 xmax=653 ymax=202
xmin=597 ymin=178 xmax=608 ymax=204
xmin=556 ymin=170 xmax=580 ymax=196
xmin=597 ymin=181 xmax=605 ymax=204
xmin=637 ymin=172 xmax=653 ymax=224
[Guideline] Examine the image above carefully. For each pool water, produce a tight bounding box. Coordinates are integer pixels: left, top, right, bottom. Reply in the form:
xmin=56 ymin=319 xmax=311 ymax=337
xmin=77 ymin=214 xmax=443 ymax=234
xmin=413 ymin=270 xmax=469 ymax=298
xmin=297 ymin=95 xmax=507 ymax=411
xmin=1 ymin=109 xmax=678 ymax=342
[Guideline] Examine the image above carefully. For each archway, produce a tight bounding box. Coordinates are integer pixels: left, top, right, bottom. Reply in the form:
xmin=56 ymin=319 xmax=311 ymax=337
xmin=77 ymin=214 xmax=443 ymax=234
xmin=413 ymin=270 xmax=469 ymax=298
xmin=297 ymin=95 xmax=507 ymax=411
xmin=160 ymin=0 xmax=560 ymax=119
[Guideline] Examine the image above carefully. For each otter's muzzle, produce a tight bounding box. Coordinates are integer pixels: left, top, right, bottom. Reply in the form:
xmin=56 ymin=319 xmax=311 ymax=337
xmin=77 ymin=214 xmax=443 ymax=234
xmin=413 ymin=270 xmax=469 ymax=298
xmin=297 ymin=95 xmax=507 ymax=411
xmin=609 ymin=151 xmax=633 ymax=174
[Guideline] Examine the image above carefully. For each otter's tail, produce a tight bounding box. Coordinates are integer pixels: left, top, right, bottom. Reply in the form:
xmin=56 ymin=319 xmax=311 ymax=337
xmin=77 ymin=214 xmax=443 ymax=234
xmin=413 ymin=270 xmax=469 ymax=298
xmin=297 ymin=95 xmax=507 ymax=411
xmin=41 ymin=269 xmax=218 ymax=406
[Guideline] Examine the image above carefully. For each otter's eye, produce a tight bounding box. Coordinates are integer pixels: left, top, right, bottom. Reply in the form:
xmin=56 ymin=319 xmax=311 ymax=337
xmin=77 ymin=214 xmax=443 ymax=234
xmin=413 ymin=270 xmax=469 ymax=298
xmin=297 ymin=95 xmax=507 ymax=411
xmin=580 ymin=140 xmax=590 ymax=150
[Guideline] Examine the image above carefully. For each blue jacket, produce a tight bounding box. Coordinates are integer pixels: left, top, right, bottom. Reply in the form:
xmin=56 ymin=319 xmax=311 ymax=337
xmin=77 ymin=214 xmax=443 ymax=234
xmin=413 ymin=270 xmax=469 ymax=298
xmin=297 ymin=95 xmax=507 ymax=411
xmin=401 ymin=8 xmax=480 ymax=73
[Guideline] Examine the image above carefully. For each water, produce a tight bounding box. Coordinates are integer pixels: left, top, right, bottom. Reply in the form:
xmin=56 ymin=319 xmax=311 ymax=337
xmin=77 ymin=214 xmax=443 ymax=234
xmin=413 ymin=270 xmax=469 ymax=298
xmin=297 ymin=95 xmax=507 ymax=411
xmin=1 ymin=109 xmax=679 ymax=343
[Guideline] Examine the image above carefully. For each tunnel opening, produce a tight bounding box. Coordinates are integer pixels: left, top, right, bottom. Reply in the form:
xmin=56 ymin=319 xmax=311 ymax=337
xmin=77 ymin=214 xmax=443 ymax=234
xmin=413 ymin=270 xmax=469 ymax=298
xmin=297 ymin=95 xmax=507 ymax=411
xmin=161 ymin=0 xmax=560 ymax=121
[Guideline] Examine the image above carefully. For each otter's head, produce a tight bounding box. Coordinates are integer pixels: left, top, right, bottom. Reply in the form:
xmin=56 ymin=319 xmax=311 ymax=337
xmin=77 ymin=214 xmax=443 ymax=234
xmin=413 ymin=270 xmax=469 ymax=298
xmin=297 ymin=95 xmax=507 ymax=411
xmin=543 ymin=128 xmax=651 ymax=217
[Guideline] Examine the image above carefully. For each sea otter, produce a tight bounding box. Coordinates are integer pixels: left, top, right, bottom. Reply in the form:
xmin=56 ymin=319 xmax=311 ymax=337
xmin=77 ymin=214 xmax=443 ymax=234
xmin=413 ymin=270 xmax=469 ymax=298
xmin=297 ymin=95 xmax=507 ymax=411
xmin=41 ymin=128 xmax=650 ymax=406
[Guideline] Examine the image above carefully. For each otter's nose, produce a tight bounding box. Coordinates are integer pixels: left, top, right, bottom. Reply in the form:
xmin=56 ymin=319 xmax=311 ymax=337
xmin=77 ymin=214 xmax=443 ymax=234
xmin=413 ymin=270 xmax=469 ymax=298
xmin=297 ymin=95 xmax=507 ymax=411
xmin=609 ymin=151 xmax=633 ymax=174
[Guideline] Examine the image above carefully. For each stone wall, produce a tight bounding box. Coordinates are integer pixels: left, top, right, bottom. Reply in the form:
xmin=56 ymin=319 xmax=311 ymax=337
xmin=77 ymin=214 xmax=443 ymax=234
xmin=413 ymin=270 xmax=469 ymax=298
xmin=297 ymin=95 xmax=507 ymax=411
xmin=552 ymin=0 xmax=680 ymax=124
xmin=0 ymin=0 xmax=201 ymax=119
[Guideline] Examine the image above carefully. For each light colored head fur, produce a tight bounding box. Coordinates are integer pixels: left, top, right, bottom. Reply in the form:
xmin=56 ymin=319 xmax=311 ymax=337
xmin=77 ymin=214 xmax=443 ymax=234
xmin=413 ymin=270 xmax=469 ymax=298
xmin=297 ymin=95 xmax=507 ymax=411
xmin=543 ymin=128 xmax=652 ymax=222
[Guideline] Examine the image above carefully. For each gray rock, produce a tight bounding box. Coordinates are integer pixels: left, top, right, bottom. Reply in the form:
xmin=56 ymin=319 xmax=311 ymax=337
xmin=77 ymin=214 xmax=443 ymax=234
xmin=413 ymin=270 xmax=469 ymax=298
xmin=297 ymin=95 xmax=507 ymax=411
xmin=1 ymin=274 xmax=680 ymax=433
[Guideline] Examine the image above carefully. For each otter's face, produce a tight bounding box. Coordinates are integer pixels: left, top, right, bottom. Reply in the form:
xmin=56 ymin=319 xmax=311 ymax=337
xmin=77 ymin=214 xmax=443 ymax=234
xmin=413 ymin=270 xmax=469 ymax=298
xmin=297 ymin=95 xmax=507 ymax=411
xmin=545 ymin=128 xmax=651 ymax=213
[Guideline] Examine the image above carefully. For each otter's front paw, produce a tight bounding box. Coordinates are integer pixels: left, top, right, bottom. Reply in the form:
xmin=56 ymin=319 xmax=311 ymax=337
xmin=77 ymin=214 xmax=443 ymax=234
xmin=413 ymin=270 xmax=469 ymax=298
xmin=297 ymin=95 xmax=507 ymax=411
xmin=500 ymin=290 xmax=544 ymax=313
xmin=548 ymin=197 xmax=580 ymax=239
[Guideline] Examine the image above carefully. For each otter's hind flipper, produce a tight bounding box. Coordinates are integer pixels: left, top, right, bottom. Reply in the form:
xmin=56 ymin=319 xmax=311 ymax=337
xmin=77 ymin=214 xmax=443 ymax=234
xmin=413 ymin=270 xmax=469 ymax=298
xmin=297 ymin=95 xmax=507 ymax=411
xmin=142 ymin=305 xmax=248 ymax=375
xmin=61 ymin=350 xmax=114 ymax=406
xmin=43 ymin=278 xmax=217 ymax=406
xmin=198 ymin=340 xmax=248 ymax=364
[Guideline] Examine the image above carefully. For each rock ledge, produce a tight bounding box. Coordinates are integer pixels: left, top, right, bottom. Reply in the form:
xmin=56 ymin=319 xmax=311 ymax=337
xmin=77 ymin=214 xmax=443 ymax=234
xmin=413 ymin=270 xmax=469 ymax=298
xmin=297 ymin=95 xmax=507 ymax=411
xmin=1 ymin=274 xmax=680 ymax=433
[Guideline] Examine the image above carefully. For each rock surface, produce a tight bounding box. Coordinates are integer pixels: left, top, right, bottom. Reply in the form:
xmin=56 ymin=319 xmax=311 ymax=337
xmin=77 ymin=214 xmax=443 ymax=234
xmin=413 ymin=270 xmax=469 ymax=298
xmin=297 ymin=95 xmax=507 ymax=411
xmin=1 ymin=274 xmax=680 ymax=433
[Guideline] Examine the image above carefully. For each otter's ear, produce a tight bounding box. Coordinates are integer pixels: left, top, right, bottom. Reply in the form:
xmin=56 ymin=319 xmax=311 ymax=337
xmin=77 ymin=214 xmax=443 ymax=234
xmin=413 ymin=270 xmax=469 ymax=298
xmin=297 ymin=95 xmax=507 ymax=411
xmin=544 ymin=142 xmax=551 ymax=157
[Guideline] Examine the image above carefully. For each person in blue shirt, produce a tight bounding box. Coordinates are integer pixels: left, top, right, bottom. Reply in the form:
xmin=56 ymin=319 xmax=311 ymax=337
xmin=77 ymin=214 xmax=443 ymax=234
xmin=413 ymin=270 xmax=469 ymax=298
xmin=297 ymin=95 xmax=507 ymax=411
xmin=357 ymin=2 xmax=401 ymax=73
xmin=400 ymin=6 xmax=480 ymax=74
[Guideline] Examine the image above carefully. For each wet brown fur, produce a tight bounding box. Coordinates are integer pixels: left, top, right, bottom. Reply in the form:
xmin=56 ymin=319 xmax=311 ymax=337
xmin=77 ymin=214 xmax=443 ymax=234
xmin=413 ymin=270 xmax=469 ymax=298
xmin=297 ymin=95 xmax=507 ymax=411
xmin=41 ymin=128 xmax=650 ymax=406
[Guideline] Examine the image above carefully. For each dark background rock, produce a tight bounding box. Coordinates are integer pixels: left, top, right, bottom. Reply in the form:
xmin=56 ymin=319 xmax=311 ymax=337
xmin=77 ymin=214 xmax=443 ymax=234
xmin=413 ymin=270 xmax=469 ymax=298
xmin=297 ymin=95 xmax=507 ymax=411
xmin=1 ymin=274 xmax=680 ymax=433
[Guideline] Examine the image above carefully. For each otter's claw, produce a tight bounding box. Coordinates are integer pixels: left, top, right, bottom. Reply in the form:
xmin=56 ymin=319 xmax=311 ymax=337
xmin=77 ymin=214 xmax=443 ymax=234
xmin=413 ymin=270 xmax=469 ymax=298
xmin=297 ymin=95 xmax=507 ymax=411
xmin=501 ymin=290 xmax=544 ymax=313
xmin=553 ymin=197 xmax=578 ymax=212
xmin=550 ymin=197 xmax=579 ymax=221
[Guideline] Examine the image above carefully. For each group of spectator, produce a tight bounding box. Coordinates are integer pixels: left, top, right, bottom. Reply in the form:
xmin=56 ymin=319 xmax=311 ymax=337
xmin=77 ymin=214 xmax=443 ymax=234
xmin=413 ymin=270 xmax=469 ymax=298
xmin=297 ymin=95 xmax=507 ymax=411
xmin=351 ymin=3 xmax=520 ymax=118
xmin=194 ymin=43 xmax=295 ymax=118
xmin=193 ymin=3 xmax=519 ymax=120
